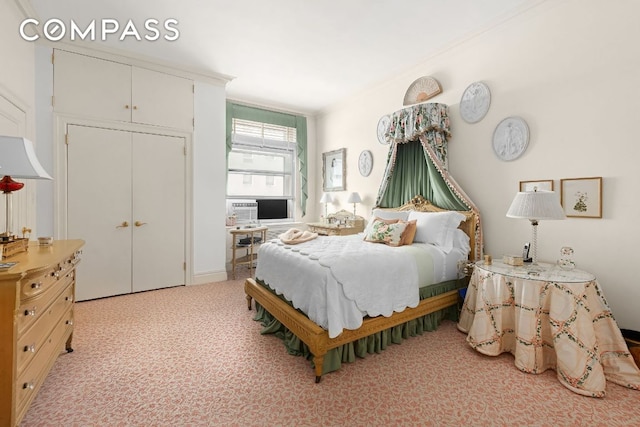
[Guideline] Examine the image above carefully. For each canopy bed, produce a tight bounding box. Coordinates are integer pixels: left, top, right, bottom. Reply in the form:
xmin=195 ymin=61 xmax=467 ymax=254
xmin=245 ymin=102 xmax=483 ymax=382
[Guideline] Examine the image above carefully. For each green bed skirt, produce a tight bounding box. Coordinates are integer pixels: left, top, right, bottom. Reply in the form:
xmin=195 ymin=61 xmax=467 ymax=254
xmin=252 ymin=279 xmax=462 ymax=375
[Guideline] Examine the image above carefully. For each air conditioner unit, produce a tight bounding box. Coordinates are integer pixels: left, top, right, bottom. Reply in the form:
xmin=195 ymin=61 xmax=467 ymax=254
xmin=232 ymin=202 xmax=257 ymax=223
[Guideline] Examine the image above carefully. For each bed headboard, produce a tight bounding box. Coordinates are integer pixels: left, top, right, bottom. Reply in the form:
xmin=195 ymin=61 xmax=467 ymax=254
xmin=379 ymin=195 xmax=479 ymax=261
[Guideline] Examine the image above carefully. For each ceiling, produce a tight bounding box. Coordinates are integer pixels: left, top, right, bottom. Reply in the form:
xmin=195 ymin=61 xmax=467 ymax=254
xmin=25 ymin=0 xmax=540 ymax=114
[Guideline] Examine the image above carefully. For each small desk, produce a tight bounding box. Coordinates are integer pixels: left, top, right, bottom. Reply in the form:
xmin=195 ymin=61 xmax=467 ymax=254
xmin=230 ymin=226 xmax=268 ymax=279
xmin=458 ymin=260 xmax=640 ymax=397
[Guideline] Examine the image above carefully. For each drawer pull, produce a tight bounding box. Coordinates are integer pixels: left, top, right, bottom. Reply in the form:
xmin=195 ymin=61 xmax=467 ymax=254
xmin=66 ymin=319 xmax=74 ymax=326
xmin=51 ymin=272 xmax=60 ymax=278
xmin=24 ymin=308 xmax=36 ymax=317
xmin=23 ymin=344 xmax=36 ymax=353
xmin=23 ymin=382 xmax=35 ymax=390
xmin=65 ymin=296 xmax=74 ymax=303
xmin=31 ymin=281 xmax=42 ymax=289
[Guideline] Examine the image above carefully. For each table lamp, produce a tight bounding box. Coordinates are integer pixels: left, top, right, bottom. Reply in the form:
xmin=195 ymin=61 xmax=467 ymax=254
xmin=506 ymin=189 xmax=565 ymax=264
xmin=319 ymin=193 xmax=332 ymax=222
xmin=347 ymin=192 xmax=362 ymax=219
xmin=0 ymin=136 xmax=53 ymax=242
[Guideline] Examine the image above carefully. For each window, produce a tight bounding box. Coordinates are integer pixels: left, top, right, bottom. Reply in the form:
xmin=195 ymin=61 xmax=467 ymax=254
xmin=227 ymin=118 xmax=297 ymax=221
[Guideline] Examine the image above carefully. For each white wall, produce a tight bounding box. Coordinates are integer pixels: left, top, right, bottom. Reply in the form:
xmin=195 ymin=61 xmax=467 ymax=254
xmin=192 ymin=81 xmax=228 ymax=283
xmin=0 ymin=0 xmax=34 ymax=119
xmin=316 ymin=0 xmax=640 ymax=331
xmin=0 ymin=0 xmax=38 ymax=236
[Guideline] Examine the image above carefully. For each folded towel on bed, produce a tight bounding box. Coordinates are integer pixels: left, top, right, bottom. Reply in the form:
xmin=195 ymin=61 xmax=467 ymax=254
xmin=279 ymin=228 xmax=318 ymax=244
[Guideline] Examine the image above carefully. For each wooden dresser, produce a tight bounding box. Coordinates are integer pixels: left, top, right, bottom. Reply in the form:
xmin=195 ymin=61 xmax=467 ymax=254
xmin=0 ymin=239 xmax=84 ymax=426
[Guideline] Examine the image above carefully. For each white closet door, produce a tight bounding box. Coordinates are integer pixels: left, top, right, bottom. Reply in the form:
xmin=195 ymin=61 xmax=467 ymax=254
xmin=67 ymin=125 xmax=133 ymax=300
xmin=131 ymin=133 xmax=185 ymax=292
xmin=131 ymin=67 xmax=194 ymax=130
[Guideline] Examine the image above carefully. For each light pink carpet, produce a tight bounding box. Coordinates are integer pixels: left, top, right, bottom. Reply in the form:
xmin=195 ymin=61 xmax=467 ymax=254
xmin=22 ymin=274 xmax=640 ymax=426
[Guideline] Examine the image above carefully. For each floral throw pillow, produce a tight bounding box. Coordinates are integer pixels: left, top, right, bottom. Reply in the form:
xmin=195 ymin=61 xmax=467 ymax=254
xmin=364 ymin=218 xmax=408 ymax=247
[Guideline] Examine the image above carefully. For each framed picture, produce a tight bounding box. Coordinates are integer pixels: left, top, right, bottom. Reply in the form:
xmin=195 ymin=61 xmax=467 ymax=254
xmin=519 ymin=179 xmax=554 ymax=192
xmin=560 ymin=177 xmax=602 ymax=218
xmin=322 ymin=148 xmax=346 ymax=192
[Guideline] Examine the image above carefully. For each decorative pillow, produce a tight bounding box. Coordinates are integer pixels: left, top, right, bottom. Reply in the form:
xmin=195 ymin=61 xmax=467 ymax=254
xmin=363 ymin=217 xmax=399 ymax=240
xmin=399 ymin=219 xmax=417 ymax=246
xmin=407 ymin=211 xmax=467 ymax=253
xmin=363 ymin=213 xmax=400 ymax=236
xmin=364 ymin=218 xmax=408 ymax=247
xmin=363 ymin=209 xmax=410 ymax=236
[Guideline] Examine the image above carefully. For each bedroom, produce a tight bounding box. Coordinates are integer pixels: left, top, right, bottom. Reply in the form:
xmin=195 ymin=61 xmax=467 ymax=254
xmin=1 ymin=0 xmax=640 ymax=425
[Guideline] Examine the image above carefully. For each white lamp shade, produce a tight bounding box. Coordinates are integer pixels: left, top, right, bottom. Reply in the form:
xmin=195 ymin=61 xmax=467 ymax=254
xmin=0 ymin=136 xmax=52 ymax=179
xmin=319 ymin=193 xmax=333 ymax=203
xmin=347 ymin=192 xmax=362 ymax=204
xmin=506 ymin=190 xmax=566 ymax=220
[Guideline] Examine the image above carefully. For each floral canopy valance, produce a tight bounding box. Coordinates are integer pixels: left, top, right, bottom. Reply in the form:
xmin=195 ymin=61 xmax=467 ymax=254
xmin=376 ymin=102 xmax=483 ymax=259
xmin=383 ymin=102 xmax=451 ymax=169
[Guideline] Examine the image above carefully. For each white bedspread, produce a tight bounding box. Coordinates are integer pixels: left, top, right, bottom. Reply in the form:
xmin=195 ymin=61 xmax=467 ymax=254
xmin=256 ymin=234 xmax=444 ymax=338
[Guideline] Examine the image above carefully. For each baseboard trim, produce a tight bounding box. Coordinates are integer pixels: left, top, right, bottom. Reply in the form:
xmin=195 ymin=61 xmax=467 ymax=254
xmin=191 ymin=270 xmax=228 ymax=285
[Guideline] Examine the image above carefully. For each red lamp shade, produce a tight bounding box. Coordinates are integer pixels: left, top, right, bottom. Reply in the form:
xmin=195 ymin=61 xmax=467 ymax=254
xmin=0 ymin=176 xmax=25 ymax=194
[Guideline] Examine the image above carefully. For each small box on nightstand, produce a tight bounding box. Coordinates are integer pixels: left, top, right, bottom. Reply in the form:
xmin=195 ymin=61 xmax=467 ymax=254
xmin=503 ymin=255 xmax=524 ymax=266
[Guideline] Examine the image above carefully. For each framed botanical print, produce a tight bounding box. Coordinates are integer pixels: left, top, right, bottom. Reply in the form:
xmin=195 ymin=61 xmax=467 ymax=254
xmin=560 ymin=177 xmax=602 ymax=218
xmin=519 ymin=179 xmax=553 ymax=192
xmin=322 ymin=148 xmax=346 ymax=192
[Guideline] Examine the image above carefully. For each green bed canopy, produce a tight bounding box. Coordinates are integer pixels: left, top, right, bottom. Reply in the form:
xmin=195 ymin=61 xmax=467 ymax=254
xmin=375 ymin=103 xmax=482 ymax=259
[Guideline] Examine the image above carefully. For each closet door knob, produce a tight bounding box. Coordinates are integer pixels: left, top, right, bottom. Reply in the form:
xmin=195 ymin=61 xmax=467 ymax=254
xmin=134 ymin=221 xmax=147 ymax=227
xmin=116 ymin=221 xmax=129 ymax=228
xmin=124 ymin=104 xmax=130 ymax=109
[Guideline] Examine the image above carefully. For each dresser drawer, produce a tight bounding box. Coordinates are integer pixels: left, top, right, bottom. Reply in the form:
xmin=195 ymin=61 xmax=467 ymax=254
xmin=20 ymin=265 xmax=59 ymax=300
xmin=19 ymin=251 xmax=81 ymax=300
xmin=16 ymin=283 xmax=75 ymax=375
xmin=15 ymin=306 xmax=74 ymax=419
xmin=17 ymin=270 xmax=75 ymax=335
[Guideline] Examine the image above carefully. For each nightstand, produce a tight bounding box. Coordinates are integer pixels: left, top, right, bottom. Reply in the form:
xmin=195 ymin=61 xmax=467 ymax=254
xmin=308 ymin=209 xmax=365 ymax=236
xmin=229 ymin=226 xmax=268 ymax=279
xmin=458 ymin=260 xmax=640 ymax=397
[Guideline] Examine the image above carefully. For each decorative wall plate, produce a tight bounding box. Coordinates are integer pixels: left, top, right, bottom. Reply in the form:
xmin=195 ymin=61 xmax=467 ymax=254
xmin=460 ymin=81 xmax=491 ymax=123
xmin=492 ymin=116 xmax=529 ymax=161
xmin=358 ymin=150 xmax=373 ymax=177
xmin=377 ymin=115 xmax=391 ymax=145
xmin=403 ymin=76 xmax=442 ymax=106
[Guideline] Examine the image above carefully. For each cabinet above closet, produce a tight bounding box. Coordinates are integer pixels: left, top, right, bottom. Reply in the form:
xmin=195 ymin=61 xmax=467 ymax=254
xmin=53 ymin=49 xmax=194 ymax=131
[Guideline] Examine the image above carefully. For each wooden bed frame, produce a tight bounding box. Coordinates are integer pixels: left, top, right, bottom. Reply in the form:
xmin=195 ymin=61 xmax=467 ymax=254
xmin=245 ymin=195 xmax=479 ymax=382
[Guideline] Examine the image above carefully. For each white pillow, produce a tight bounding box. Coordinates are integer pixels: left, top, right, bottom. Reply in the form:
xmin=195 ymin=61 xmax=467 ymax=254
xmin=452 ymin=229 xmax=471 ymax=254
xmin=407 ymin=211 xmax=467 ymax=253
xmin=371 ymin=208 xmax=410 ymax=221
